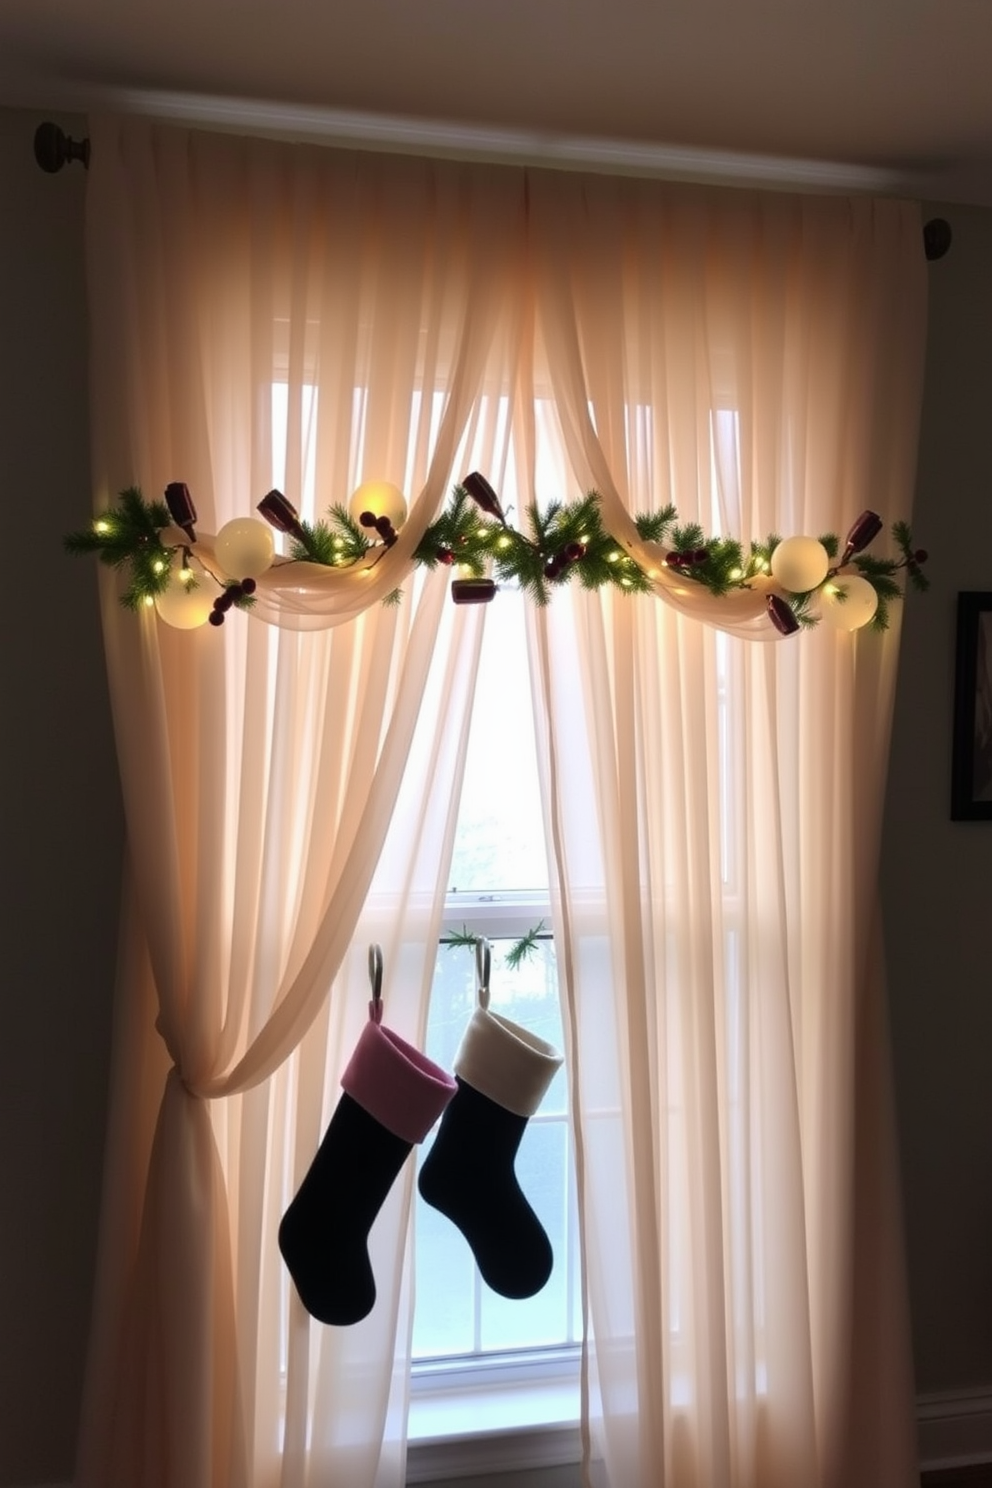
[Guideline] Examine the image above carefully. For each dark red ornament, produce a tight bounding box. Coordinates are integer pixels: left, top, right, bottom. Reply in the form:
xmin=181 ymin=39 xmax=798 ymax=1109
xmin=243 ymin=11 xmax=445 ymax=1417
xmin=240 ymin=577 xmax=257 ymax=595
xmin=564 ymin=542 xmax=585 ymax=563
xmin=438 ymin=548 xmax=454 ymax=565
xmin=359 ymin=511 xmax=377 ymax=528
xmin=164 ymin=481 xmax=198 ymax=541
xmin=208 ymin=609 xmax=225 ymax=627
xmin=840 ymin=509 xmax=883 ymax=565
xmin=914 ymin=549 xmax=929 ymax=564
xmin=461 ymin=471 xmax=506 ymax=523
xmin=451 ymin=577 xmax=497 ymax=605
xmin=257 ymin=489 xmax=306 ymax=542
xmin=766 ymin=593 xmax=800 ymax=636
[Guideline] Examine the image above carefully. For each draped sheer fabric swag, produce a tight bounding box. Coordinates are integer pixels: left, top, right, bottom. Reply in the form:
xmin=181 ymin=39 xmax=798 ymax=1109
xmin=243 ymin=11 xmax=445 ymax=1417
xmin=78 ymin=115 xmax=926 ymax=1488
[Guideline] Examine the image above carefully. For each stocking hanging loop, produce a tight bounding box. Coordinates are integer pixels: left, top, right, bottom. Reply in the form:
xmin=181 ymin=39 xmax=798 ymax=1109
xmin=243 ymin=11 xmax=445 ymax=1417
xmin=475 ymin=937 xmax=491 ymax=1010
xmin=368 ymin=943 xmax=384 ymax=1023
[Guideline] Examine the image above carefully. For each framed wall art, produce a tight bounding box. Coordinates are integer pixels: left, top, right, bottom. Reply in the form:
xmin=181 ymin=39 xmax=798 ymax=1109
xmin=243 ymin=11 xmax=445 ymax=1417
xmin=951 ymin=591 xmax=992 ymax=820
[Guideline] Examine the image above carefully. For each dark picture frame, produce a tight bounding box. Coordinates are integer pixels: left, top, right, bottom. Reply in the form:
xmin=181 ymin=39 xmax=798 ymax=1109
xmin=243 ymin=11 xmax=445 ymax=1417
xmin=951 ymin=592 xmax=992 ymax=820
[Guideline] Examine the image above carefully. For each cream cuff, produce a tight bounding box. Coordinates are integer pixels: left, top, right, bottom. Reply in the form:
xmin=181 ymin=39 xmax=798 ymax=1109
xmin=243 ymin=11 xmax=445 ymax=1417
xmin=454 ymin=1006 xmax=563 ymax=1118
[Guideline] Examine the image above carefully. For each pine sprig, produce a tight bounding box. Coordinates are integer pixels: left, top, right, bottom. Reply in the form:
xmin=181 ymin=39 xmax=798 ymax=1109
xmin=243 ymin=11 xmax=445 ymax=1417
xmin=441 ymin=923 xmax=548 ymax=968
xmin=634 ymin=505 xmax=678 ymax=543
xmin=290 ymin=506 xmax=372 ymax=567
xmin=505 ymin=921 xmax=547 ymax=969
xmin=64 ymin=486 xmax=174 ymax=609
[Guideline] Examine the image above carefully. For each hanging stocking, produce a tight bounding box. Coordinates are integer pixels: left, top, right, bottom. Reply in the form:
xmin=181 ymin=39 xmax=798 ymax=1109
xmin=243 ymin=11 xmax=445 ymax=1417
xmin=418 ymin=938 xmax=564 ymax=1299
xmin=279 ymin=946 xmax=456 ymax=1326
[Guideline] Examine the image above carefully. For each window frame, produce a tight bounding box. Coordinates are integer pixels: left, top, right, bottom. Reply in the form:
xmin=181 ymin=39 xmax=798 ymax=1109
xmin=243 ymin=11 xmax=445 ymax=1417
xmin=406 ymin=889 xmax=582 ymax=1479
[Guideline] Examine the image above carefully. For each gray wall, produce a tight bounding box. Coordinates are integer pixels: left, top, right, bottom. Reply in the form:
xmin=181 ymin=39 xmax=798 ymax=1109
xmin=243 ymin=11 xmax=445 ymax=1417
xmin=0 ymin=108 xmax=122 ymax=1485
xmin=2 ymin=100 xmax=992 ymax=1486
xmin=883 ymin=201 xmax=992 ymax=1396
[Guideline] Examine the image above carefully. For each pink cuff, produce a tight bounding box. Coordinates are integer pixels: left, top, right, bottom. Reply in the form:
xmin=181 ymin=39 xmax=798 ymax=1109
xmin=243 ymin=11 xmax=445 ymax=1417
xmin=341 ymin=1020 xmax=456 ymax=1144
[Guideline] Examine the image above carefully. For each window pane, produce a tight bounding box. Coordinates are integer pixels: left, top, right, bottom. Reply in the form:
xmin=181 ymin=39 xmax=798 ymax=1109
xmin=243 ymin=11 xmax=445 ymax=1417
xmin=479 ymin=1120 xmax=570 ymax=1353
xmin=448 ymin=594 xmax=548 ymax=895
xmin=413 ymin=937 xmax=572 ymax=1360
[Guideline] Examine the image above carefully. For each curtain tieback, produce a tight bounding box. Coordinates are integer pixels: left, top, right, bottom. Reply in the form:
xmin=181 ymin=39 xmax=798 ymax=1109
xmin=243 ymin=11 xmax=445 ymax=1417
xmin=155 ymin=1013 xmax=202 ymax=1099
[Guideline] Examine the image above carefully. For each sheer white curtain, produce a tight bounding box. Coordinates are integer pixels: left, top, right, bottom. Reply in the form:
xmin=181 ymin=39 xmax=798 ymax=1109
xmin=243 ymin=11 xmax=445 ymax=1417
xmin=77 ymin=115 xmax=928 ymax=1488
xmin=521 ymin=178 xmax=928 ymax=1486
xmin=77 ymin=118 xmax=524 ymax=1488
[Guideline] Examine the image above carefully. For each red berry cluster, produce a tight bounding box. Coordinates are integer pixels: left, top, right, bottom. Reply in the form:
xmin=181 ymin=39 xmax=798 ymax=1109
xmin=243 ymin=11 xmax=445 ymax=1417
xmin=908 ymin=547 xmax=929 ymax=581
xmin=208 ymin=577 xmax=257 ymax=626
xmin=543 ymin=541 xmax=586 ymax=580
xmin=665 ymin=548 xmax=709 ymax=568
xmin=360 ymin=511 xmax=398 ymax=547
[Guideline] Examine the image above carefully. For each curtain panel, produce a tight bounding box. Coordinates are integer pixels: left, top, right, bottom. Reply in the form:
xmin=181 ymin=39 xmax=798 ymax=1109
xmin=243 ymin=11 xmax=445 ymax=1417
xmin=78 ymin=118 xmax=522 ymax=1488
xmin=77 ymin=114 xmax=927 ymax=1488
xmin=522 ymin=179 xmax=927 ymax=1486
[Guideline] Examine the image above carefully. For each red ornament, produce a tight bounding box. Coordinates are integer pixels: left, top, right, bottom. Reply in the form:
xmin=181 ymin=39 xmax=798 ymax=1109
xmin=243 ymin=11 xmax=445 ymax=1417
xmin=257 ymin=488 xmax=306 ymax=541
xmin=208 ymin=609 xmax=225 ymax=627
xmin=914 ymin=549 xmax=929 ymax=564
xmin=164 ymin=481 xmax=197 ymax=541
xmin=766 ymin=593 xmax=800 ymax=636
xmin=564 ymin=542 xmax=585 ymax=563
xmin=840 ymin=509 xmax=884 ymax=565
xmin=438 ymin=548 xmax=454 ymax=565
xmin=240 ymin=577 xmax=257 ymax=595
xmin=451 ymin=577 xmax=497 ymax=605
xmin=359 ymin=511 xmax=377 ymax=528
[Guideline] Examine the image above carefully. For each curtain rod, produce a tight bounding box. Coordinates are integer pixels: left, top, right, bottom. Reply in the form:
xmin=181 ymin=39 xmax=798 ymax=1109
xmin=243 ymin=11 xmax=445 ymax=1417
xmin=31 ymin=120 xmax=953 ymax=261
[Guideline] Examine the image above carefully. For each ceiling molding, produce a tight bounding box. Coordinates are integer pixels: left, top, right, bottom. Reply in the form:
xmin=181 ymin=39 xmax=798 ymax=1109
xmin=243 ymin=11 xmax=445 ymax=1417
xmin=70 ymin=85 xmax=919 ymax=197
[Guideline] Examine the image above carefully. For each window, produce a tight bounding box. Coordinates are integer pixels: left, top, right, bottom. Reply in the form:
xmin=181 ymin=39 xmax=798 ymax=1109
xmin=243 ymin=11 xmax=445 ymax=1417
xmin=406 ymin=589 xmax=582 ymax=1475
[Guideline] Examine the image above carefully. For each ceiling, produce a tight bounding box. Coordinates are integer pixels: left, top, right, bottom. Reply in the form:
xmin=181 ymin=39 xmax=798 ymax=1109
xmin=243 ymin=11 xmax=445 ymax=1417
xmin=3 ymin=0 xmax=992 ymax=205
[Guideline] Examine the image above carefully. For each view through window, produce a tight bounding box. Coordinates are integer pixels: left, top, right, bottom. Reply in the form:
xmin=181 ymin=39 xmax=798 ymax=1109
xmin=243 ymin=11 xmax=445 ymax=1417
xmin=410 ymin=589 xmax=581 ymax=1367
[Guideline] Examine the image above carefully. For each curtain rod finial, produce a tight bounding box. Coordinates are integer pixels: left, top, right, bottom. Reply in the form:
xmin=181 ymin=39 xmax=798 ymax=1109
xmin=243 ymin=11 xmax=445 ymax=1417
xmin=34 ymin=122 xmax=90 ymax=174
xmin=923 ymin=218 xmax=952 ymax=261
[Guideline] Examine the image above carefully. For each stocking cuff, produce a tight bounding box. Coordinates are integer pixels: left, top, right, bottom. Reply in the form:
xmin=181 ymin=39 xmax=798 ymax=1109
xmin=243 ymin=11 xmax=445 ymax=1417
xmin=342 ymin=1021 xmax=457 ymax=1144
xmin=454 ymin=1007 xmax=563 ymax=1117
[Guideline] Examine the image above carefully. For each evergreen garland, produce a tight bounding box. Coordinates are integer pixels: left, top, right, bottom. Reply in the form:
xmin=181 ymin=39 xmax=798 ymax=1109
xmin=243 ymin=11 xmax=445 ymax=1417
xmin=65 ymin=480 xmax=927 ymax=635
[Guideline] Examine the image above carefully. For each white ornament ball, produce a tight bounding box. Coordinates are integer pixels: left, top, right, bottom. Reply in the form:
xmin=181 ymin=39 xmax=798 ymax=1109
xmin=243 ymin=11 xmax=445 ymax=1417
xmin=154 ymin=574 xmax=215 ymax=630
xmin=819 ymin=575 xmax=879 ymax=632
xmin=347 ymin=480 xmax=408 ymax=534
xmin=215 ymin=517 xmax=275 ymax=579
xmin=770 ymin=536 xmax=830 ymax=593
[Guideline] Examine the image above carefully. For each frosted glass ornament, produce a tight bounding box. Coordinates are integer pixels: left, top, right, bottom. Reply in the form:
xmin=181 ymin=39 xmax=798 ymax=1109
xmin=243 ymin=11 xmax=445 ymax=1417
xmin=347 ymin=480 xmax=408 ymax=533
xmin=819 ymin=575 xmax=879 ymax=631
xmin=770 ymin=536 xmax=829 ymax=593
xmin=215 ymin=517 xmax=275 ymax=579
xmin=154 ymin=571 xmax=215 ymax=630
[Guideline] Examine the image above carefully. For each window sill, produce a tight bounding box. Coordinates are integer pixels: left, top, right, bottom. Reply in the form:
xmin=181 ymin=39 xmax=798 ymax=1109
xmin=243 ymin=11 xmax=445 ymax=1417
xmin=406 ymin=1350 xmax=581 ymax=1483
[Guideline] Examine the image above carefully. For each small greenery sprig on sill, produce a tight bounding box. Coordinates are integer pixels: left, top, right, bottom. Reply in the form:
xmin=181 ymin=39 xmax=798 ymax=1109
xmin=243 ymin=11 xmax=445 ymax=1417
xmin=442 ymin=923 xmax=548 ymax=970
